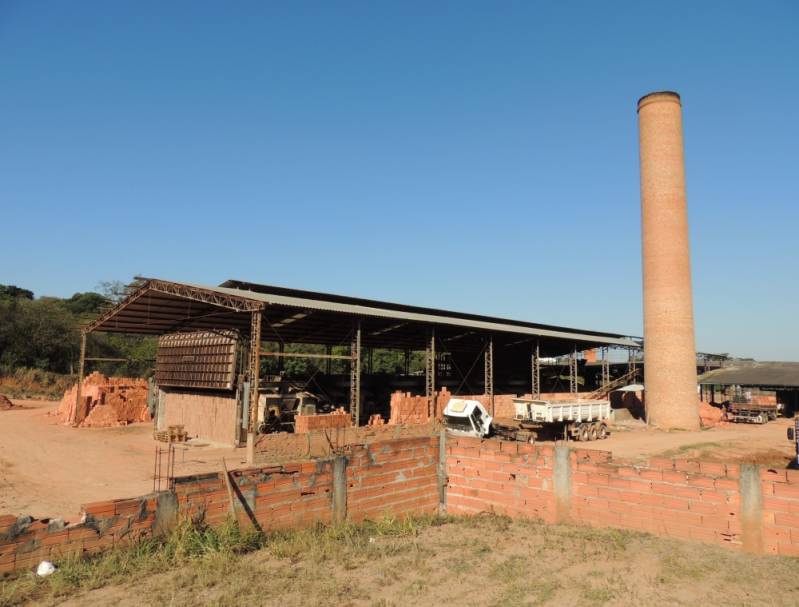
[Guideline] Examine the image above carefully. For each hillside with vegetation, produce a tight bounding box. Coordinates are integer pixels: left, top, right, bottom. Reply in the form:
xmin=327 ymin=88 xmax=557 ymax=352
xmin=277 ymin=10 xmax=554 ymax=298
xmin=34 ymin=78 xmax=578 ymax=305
xmin=0 ymin=283 xmax=155 ymax=399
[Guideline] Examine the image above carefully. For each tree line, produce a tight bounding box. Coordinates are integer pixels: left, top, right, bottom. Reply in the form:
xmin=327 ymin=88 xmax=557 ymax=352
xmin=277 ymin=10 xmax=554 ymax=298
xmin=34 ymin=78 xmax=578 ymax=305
xmin=0 ymin=283 xmax=156 ymax=377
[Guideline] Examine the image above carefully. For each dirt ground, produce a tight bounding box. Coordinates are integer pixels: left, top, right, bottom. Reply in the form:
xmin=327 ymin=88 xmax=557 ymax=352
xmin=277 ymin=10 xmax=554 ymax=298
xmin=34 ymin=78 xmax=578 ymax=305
xmin=604 ymin=417 xmax=795 ymax=466
xmin=8 ymin=516 xmax=798 ymax=607
xmin=1 ymin=398 xmax=795 ymax=522
xmin=0 ymin=400 xmax=247 ymax=521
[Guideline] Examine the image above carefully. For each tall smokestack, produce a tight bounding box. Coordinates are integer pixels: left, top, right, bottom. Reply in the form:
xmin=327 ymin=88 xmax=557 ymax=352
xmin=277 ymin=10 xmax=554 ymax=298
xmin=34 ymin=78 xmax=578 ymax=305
xmin=637 ymin=91 xmax=700 ymax=430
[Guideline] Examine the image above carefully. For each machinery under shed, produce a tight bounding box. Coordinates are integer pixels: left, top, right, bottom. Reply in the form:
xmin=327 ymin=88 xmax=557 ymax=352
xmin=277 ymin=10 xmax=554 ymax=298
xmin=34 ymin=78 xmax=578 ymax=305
xmin=78 ymin=277 xmax=639 ymax=457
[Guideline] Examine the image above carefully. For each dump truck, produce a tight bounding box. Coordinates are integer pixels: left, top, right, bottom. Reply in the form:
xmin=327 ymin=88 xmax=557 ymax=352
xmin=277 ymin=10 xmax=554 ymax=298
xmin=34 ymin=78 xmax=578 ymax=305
xmin=443 ymin=397 xmax=611 ymax=443
xmin=724 ymin=399 xmax=779 ymax=424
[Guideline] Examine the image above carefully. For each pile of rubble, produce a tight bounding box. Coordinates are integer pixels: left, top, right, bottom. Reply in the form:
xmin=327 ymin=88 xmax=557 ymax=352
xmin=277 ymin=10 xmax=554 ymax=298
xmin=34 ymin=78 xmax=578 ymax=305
xmin=0 ymin=394 xmax=17 ymax=410
xmin=54 ymin=372 xmax=150 ymax=428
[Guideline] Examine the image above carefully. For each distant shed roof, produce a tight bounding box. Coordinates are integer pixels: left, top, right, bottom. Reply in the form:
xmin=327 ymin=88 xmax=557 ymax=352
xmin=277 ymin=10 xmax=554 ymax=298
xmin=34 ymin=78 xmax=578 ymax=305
xmin=699 ymin=362 xmax=799 ymax=388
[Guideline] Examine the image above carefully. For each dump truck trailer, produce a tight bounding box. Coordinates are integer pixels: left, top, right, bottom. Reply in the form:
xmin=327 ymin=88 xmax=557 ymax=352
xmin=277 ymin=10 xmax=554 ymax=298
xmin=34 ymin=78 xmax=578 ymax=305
xmin=443 ymin=397 xmax=611 ymax=443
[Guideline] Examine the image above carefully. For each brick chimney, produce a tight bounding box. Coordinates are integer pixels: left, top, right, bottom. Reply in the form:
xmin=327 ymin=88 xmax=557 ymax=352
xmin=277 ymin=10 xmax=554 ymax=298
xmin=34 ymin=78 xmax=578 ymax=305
xmin=637 ymin=91 xmax=700 ymax=430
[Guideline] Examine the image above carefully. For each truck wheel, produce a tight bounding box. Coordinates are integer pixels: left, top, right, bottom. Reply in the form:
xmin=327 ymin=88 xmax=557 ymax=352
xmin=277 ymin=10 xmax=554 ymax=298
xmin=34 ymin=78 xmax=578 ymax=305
xmin=578 ymin=424 xmax=590 ymax=442
xmin=588 ymin=425 xmax=598 ymax=441
xmin=598 ymin=423 xmax=609 ymax=439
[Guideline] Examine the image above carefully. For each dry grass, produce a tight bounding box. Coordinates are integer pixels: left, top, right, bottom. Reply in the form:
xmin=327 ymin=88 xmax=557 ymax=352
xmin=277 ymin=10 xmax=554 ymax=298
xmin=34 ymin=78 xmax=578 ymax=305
xmin=2 ymin=515 xmax=799 ymax=607
xmin=0 ymin=368 xmax=72 ymax=400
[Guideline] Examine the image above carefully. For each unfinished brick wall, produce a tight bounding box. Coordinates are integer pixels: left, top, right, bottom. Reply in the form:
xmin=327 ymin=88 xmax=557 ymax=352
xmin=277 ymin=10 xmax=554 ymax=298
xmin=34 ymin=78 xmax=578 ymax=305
xmin=445 ymin=436 xmax=799 ymax=556
xmin=0 ymin=436 xmax=440 ymax=576
xmin=294 ymin=408 xmax=352 ymax=433
xmin=5 ymin=433 xmax=799 ymax=576
xmin=254 ymin=421 xmax=437 ymax=461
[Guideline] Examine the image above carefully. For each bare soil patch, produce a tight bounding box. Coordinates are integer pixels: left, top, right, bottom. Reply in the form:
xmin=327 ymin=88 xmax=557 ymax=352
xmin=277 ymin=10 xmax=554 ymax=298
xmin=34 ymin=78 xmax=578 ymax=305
xmin=602 ymin=417 xmax=794 ymax=467
xmin=0 ymin=399 xmax=246 ymax=520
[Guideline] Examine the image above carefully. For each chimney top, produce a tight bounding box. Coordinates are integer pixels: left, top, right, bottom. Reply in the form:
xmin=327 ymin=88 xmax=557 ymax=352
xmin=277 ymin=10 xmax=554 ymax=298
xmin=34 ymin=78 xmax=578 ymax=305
xmin=637 ymin=91 xmax=681 ymax=112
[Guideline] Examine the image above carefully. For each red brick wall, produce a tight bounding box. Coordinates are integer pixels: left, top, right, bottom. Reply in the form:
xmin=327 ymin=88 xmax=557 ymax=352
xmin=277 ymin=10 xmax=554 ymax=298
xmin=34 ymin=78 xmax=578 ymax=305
xmin=0 ymin=436 xmax=440 ymax=576
xmin=347 ymin=436 xmax=439 ymax=521
xmin=444 ymin=436 xmax=799 ymax=556
xmin=0 ymin=495 xmax=159 ymax=576
xmin=446 ymin=436 xmax=558 ymax=523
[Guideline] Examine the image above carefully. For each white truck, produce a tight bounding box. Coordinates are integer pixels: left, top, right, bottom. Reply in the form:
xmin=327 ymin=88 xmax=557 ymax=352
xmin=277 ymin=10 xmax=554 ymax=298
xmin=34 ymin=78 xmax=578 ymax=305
xmin=443 ymin=397 xmax=611 ymax=443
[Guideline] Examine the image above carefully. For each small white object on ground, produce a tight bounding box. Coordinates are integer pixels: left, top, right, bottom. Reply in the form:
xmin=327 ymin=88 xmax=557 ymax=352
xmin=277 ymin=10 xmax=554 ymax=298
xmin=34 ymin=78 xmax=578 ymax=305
xmin=36 ymin=561 xmax=56 ymax=576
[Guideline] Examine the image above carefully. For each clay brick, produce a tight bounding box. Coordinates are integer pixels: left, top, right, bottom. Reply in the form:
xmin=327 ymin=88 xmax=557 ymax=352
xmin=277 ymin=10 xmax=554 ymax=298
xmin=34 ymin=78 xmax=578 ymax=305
xmin=699 ymin=461 xmax=726 ymax=477
xmin=674 ymin=459 xmax=701 ymax=474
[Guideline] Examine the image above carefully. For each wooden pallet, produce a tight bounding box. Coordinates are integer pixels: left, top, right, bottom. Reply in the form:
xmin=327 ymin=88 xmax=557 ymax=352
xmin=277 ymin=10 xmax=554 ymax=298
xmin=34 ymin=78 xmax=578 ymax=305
xmin=153 ymin=425 xmax=188 ymax=443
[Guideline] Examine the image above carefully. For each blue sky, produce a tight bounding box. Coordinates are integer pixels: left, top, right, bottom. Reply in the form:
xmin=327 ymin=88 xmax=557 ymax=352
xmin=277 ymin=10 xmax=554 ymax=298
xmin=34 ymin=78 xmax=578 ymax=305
xmin=1 ymin=1 xmax=797 ymax=361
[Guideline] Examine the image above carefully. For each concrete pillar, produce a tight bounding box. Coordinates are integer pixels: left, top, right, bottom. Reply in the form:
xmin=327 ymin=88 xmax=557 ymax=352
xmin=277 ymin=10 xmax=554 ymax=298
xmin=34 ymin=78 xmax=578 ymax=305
xmin=553 ymin=443 xmax=572 ymax=523
xmin=637 ymin=91 xmax=700 ymax=430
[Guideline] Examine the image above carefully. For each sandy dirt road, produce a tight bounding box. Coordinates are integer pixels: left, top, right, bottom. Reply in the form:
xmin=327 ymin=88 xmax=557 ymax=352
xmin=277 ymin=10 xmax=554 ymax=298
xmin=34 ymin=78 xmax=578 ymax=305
xmin=603 ymin=417 xmax=795 ymax=464
xmin=0 ymin=399 xmax=246 ymax=521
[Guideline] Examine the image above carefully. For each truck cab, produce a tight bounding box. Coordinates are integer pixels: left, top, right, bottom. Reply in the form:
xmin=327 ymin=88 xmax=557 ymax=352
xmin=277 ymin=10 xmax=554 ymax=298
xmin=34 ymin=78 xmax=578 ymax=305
xmin=443 ymin=399 xmax=493 ymax=438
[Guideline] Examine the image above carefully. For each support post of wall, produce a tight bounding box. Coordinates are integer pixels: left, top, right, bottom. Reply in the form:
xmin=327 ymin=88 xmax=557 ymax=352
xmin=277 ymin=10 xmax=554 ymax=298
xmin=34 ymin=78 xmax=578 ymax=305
xmin=437 ymin=429 xmax=447 ymax=516
xmin=332 ymin=455 xmax=348 ymax=524
xmin=246 ymin=309 xmax=262 ymax=465
xmin=553 ymin=443 xmax=572 ymax=523
xmin=425 ymin=328 xmax=436 ymax=418
xmin=350 ymin=320 xmax=361 ymax=426
xmin=484 ymin=335 xmax=494 ymax=415
xmin=74 ymin=330 xmax=87 ymax=425
xmin=532 ymin=341 xmax=540 ymax=399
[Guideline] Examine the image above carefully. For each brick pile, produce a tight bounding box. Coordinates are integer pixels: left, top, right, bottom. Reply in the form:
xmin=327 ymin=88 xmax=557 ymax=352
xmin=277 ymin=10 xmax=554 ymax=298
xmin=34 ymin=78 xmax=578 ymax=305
xmin=293 ymin=407 xmax=352 ymax=433
xmin=367 ymin=414 xmax=385 ymax=426
xmin=0 ymin=394 xmax=16 ymax=411
xmin=389 ymin=387 xmax=452 ymax=424
xmin=54 ymin=372 xmax=150 ymax=427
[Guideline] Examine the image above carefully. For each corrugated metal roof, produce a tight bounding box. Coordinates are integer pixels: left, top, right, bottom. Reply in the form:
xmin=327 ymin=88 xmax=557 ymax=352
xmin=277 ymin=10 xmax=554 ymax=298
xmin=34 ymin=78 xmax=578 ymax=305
xmin=86 ymin=277 xmax=640 ymax=350
xmin=197 ymin=280 xmax=640 ymax=347
xmin=699 ymin=362 xmax=799 ymax=388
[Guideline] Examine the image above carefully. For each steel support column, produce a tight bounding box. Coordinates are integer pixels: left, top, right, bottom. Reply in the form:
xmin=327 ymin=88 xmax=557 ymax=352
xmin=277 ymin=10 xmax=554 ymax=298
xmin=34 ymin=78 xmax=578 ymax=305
xmin=601 ymin=347 xmax=610 ymax=389
xmin=325 ymin=344 xmax=332 ymax=375
xmin=484 ymin=335 xmax=494 ymax=415
xmin=350 ymin=320 xmax=362 ymax=426
xmin=74 ymin=331 xmax=87 ymax=424
xmin=246 ymin=309 xmax=262 ymax=464
xmin=277 ymin=342 xmax=285 ymax=373
xmin=569 ymin=348 xmax=578 ymax=395
xmin=628 ymin=347 xmax=637 ymax=378
xmin=425 ymin=329 xmax=436 ymax=417
xmin=532 ymin=341 xmax=540 ymax=399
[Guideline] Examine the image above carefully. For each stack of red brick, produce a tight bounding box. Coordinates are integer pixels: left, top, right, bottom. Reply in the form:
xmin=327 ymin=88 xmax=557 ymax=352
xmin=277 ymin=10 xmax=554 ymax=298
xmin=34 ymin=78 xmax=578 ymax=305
xmin=367 ymin=414 xmax=385 ymax=426
xmin=294 ymin=407 xmax=352 ymax=433
xmin=54 ymin=372 xmax=150 ymax=427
